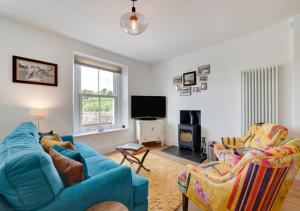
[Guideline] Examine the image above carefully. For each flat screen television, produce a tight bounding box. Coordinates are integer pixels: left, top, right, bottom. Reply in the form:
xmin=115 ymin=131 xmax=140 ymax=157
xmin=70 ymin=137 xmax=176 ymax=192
xmin=131 ymin=96 xmax=166 ymax=119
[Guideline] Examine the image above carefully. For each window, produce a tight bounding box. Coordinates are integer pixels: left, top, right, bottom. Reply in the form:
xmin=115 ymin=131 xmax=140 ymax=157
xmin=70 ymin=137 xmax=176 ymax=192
xmin=79 ymin=65 xmax=119 ymax=132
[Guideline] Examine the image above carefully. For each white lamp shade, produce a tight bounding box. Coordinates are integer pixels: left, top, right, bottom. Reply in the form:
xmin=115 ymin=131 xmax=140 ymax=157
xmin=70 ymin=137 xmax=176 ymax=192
xmin=30 ymin=109 xmax=48 ymax=121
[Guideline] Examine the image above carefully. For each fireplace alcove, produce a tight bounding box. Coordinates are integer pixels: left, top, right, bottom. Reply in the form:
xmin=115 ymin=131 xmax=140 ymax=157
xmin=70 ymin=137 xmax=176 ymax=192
xmin=178 ymin=110 xmax=201 ymax=153
xmin=162 ymin=110 xmax=207 ymax=163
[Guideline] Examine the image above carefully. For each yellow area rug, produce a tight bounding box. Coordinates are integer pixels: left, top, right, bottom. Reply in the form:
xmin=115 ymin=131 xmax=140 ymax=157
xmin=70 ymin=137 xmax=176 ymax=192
xmin=109 ymin=152 xmax=184 ymax=211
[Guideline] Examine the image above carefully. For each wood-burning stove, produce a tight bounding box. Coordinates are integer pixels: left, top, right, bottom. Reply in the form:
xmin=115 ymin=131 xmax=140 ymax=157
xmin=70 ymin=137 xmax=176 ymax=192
xmin=178 ymin=110 xmax=202 ymax=153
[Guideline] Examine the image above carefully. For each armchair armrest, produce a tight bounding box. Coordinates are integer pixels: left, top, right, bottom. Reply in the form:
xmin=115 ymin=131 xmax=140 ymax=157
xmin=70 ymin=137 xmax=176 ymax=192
xmin=179 ymin=164 xmax=236 ymax=210
xmin=60 ymin=135 xmax=74 ymax=144
xmin=222 ymin=137 xmax=244 ymax=148
xmin=38 ymin=166 xmax=134 ymax=211
xmin=183 ymin=163 xmax=236 ymax=184
xmin=179 ymin=159 xmax=255 ymax=210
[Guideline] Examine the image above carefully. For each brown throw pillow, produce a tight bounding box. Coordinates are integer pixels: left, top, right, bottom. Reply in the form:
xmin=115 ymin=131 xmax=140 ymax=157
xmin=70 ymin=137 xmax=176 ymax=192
xmin=49 ymin=148 xmax=84 ymax=186
xmin=40 ymin=139 xmax=76 ymax=153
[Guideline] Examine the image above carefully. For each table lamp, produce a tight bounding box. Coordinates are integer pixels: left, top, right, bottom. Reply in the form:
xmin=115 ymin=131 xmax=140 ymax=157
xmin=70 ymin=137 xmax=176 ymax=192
xmin=30 ymin=109 xmax=48 ymax=132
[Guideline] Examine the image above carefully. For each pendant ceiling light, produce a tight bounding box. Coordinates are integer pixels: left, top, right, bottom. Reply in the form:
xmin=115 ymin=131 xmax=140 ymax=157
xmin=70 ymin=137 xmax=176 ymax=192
xmin=120 ymin=0 xmax=148 ymax=35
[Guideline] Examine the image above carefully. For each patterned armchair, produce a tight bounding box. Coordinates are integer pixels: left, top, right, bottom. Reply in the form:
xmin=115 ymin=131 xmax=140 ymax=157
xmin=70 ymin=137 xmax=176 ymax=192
xmin=178 ymin=138 xmax=300 ymax=211
xmin=214 ymin=124 xmax=288 ymax=167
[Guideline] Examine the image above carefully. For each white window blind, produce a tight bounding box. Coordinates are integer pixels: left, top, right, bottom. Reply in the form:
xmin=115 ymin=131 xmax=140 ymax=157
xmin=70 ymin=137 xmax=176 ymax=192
xmin=74 ymin=55 xmax=122 ymax=73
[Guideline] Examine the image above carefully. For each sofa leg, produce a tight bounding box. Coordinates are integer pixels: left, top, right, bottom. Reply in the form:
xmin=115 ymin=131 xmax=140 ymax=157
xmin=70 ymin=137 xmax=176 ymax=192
xmin=182 ymin=193 xmax=189 ymax=211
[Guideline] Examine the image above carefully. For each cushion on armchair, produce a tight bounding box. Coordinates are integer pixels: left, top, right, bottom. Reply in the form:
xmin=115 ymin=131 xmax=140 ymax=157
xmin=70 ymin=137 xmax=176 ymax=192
xmin=243 ymin=124 xmax=288 ymax=148
xmin=214 ymin=144 xmax=242 ymax=167
xmin=215 ymin=124 xmax=288 ymax=167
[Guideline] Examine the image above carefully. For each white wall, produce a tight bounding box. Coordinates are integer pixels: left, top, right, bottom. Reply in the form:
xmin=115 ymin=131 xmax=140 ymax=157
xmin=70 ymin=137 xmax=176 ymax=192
xmin=293 ymin=14 xmax=300 ymax=137
xmin=1 ymin=15 xmax=299 ymax=152
xmin=150 ymin=21 xmax=295 ymax=145
xmin=0 ymin=17 xmax=152 ymax=152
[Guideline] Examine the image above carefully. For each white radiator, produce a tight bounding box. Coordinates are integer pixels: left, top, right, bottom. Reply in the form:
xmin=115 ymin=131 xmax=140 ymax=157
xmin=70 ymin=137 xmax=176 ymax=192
xmin=241 ymin=65 xmax=278 ymax=134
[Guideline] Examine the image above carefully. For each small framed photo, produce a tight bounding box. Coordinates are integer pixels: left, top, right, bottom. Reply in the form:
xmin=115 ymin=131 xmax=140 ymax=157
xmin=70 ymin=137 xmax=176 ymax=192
xmin=201 ymin=83 xmax=208 ymax=90
xmin=199 ymin=75 xmax=208 ymax=82
xmin=193 ymin=87 xmax=201 ymax=93
xmin=183 ymin=71 xmax=196 ymax=86
xmin=198 ymin=64 xmax=210 ymax=75
xmin=180 ymin=87 xmax=191 ymax=96
xmin=173 ymin=76 xmax=182 ymax=85
xmin=13 ymin=56 xmax=57 ymax=86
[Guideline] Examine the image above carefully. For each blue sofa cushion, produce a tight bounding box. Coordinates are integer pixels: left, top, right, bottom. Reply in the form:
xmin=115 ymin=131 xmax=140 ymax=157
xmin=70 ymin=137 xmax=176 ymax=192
xmin=74 ymin=143 xmax=100 ymax=159
xmin=53 ymin=145 xmax=90 ymax=179
xmin=60 ymin=135 xmax=74 ymax=144
xmin=0 ymin=132 xmax=64 ymax=210
xmin=85 ymin=156 xmax=120 ymax=176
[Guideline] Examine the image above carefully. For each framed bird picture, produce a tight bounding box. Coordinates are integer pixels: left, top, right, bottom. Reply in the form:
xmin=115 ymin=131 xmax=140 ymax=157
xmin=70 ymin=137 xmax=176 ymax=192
xmin=13 ymin=56 xmax=57 ymax=86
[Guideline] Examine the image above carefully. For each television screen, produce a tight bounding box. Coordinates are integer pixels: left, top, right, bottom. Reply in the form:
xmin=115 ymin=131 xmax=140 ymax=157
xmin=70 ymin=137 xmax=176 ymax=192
xmin=131 ymin=96 xmax=166 ymax=119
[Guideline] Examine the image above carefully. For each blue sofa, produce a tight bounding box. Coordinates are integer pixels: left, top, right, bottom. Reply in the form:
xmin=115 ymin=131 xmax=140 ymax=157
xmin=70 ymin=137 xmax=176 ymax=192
xmin=0 ymin=122 xmax=148 ymax=211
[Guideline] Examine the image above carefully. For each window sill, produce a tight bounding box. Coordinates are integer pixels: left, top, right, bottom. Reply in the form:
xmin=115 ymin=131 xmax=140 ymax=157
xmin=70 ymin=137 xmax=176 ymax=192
xmin=74 ymin=128 xmax=129 ymax=138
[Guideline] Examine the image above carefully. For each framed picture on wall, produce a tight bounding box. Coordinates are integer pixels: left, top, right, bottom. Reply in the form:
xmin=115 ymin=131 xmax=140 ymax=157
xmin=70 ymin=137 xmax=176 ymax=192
xmin=198 ymin=64 xmax=210 ymax=75
xmin=173 ymin=75 xmax=182 ymax=85
xmin=183 ymin=71 xmax=196 ymax=86
xmin=180 ymin=87 xmax=191 ymax=96
xmin=193 ymin=86 xmax=201 ymax=93
xmin=199 ymin=75 xmax=208 ymax=82
xmin=201 ymin=83 xmax=208 ymax=90
xmin=13 ymin=56 xmax=58 ymax=86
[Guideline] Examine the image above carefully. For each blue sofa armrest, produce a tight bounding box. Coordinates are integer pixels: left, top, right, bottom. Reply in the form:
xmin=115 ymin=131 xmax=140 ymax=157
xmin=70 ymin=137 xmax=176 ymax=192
xmin=60 ymin=135 xmax=74 ymax=144
xmin=38 ymin=166 xmax=134 ymax=211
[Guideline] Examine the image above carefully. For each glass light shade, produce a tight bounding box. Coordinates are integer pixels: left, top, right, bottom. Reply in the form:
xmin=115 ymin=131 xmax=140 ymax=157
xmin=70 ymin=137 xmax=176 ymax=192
xmin=120 ymin=11 xmax=148 ymax=35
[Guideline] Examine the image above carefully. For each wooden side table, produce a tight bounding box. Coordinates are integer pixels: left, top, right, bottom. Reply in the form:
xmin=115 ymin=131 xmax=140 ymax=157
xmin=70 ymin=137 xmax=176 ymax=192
xmin=116 ymin=146 xmax=150 ymax=174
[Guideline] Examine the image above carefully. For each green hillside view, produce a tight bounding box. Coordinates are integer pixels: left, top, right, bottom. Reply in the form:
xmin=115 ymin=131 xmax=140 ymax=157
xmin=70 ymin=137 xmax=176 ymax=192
xmin=81 ymin=89 xmax=113 ymax=112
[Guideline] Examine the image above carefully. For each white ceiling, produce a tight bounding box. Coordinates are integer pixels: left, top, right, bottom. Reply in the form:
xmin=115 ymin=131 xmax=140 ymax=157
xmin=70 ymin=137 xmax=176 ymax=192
xmin=0 ymin=0 xmax=300 ymax=65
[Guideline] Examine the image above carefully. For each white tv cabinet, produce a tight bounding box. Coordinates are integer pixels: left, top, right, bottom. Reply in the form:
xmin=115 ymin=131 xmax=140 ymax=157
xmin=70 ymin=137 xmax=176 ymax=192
xmin=135 ymin=119 xmax=164 ymax=146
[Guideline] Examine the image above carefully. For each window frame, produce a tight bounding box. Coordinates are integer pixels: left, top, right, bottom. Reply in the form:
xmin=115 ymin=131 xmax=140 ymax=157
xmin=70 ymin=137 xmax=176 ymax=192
xmin=78 ymin=65 xmax=119 ymax=132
